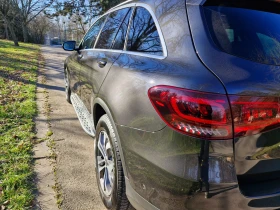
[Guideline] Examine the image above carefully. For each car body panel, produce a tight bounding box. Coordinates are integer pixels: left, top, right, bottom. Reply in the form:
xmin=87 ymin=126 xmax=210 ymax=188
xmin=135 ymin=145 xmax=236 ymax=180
xmin=79 ymin=49 xmax=121 ymax=112
xmin=67 ymin=52 xmax=82 ymax=96
xmin=117 ymin=124 xmax=239 ymax=210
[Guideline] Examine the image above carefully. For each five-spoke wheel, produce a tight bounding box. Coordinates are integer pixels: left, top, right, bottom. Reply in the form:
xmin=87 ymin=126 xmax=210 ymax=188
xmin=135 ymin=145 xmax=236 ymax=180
xmin=95 ymin=114 xmax=132 ymax=210
xmin=97 ymin=131 xmax=115 ymax=197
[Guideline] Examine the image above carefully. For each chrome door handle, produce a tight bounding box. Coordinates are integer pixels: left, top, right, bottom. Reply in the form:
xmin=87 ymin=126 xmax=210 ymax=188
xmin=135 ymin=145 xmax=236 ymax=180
xmin=98 ymin=60 xmax=107 ymax=68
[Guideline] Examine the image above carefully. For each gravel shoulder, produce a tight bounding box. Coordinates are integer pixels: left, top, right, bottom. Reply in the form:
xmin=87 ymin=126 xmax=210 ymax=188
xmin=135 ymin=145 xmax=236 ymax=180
xmin=40 ymin=46 xmax=106 ymax=210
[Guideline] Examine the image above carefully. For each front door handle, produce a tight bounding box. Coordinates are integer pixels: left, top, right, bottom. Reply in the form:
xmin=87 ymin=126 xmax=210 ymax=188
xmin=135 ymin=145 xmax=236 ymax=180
xmin=98 ymin=60 xmax=107 ymax=68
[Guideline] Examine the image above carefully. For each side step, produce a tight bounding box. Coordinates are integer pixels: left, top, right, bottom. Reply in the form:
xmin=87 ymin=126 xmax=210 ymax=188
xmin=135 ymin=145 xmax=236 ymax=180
xmin=71 ymin=93 xmax=95 ymax=137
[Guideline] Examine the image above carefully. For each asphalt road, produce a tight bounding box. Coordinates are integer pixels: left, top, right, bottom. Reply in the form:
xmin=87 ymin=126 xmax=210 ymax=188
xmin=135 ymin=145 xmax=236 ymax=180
xmin=41 ymin=45 xmax=106 ymax=210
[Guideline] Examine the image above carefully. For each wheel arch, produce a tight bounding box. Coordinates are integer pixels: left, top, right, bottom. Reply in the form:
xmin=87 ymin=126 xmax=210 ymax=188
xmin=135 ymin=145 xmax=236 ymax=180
xmin=92 ymin=98 xmax=128 ymax=178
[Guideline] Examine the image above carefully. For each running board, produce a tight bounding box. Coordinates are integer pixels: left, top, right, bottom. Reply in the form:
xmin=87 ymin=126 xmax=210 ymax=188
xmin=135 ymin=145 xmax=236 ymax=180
xmin=71 ymin=93 xmax=95 ymax=137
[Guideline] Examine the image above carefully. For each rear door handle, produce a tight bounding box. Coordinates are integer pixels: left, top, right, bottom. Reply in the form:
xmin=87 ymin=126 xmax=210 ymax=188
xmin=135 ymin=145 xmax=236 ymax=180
xmin=98 ymin=60 xmax=107 ymax=68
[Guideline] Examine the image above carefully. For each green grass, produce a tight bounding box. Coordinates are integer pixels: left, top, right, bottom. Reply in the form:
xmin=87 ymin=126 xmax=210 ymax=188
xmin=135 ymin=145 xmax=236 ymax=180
xmin=0 ymin=40 xmax=40 ymax=209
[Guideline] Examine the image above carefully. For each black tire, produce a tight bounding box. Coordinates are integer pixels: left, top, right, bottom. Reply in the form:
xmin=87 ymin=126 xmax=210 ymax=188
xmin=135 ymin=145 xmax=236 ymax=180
xmin=64 ymin=68 xmax=71 ymax=104
xmin=95 ymin=114 xmax=132 ymax=210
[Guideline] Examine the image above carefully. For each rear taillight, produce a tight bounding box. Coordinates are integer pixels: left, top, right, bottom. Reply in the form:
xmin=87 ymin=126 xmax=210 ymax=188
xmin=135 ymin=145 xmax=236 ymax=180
xmin=148 ymin=86 xmax=232 ymax=140
xmin=230 ymin=96 xmax=280 ymax=137
xmin=148 ymin=86 xmax=280 ymax=140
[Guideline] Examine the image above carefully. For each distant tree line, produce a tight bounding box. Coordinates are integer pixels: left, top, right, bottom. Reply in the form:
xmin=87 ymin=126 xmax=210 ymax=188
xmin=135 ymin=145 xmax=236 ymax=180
xmin=0 ymin=0 xmax=54 ymax=46
xmin=0 ymin=0 xmax=125 ymax=46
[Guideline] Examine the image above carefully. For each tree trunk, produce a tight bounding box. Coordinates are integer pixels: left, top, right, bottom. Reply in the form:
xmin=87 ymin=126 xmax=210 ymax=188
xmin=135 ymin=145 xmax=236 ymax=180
xmin=5 ymin=18 xmax=19 ymax=46
xmin=22 ymin=23 xmax=28 ymax=43
xmin=4 ymin=20 xmax=9 ymax=40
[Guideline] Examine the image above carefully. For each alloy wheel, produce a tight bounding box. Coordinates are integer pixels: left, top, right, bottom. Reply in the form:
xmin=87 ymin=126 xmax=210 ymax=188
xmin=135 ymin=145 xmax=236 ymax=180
xmin=97 ymin=130 xmax=115 ymax=197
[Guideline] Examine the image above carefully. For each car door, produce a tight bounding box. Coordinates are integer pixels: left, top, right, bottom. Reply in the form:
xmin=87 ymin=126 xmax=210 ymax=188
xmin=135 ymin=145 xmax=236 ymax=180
xmin=70 ymin=15 xmax=107 ymax=99
xmin=79 ymin=7 xmax=133 ymax=112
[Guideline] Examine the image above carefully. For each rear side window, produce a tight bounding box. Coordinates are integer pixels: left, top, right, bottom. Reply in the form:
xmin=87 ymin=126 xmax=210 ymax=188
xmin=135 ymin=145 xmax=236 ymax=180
xmin=203 ymin=1 xmax=280 ymax=65
xmin=126 ymin=7 xmax=163 ymax=56
xmin=112 ymin=9 xmax=132 ymax=50
xmin=80 ymin=16 xmax=106 ymax=50
xmin=96 ymin=8 xmax=130 ymax=49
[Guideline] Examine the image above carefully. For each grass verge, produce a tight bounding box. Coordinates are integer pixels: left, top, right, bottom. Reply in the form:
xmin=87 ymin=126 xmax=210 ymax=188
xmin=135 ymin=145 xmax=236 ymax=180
xmin=0 ymin=40 xmax=40 ymax=209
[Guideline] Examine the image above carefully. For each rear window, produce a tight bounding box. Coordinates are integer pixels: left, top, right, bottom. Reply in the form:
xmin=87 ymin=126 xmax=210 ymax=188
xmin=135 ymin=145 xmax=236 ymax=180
xmin=203 ymin=1 xmax=280 ymax=65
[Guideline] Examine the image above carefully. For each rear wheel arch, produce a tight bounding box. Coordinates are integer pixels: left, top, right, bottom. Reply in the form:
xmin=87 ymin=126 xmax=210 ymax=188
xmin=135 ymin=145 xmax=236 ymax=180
xmin=92 ymin=98 xmax=128 ymax=178
xmin=94 ymin=104 xmax=106 ymax=130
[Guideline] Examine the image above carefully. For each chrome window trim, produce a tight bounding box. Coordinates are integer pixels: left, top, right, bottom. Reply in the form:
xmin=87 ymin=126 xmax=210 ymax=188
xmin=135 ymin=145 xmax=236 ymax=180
xmin=104 ymin=3 xmax=136 ymax=15
xmin=82 ymin=48 xmax=166 ymax=60
xmin=81 ymin=2 xmax=168 ymax=60
xmin=108 ymin=0 xmax=134 ymax=12
xmin=123 ymin=7 xmax=136 ymax=51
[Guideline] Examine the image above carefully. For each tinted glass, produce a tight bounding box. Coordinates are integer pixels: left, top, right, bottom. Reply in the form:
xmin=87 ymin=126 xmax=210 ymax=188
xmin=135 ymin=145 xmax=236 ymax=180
xmin=80 ymin=16 xmax=106 ymax=50
xmin=127 ymin=7 xmax=163 ymax=56
xmin=204 ymin=3 xmax=280 ymax=65
xmin=96 ymin=8 xmax=130 ymax=49
xmin=112 ymin=9 xmax=132 ymax=50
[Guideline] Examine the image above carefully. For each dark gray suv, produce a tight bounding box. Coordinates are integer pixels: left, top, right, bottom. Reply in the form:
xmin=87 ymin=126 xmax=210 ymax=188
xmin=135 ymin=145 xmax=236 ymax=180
xmin=63 ymin=0 xmax=280 ymax=209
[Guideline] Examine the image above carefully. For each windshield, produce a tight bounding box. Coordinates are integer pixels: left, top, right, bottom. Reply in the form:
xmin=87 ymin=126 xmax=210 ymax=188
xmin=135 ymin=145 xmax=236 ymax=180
xmin=203 ymin=1 xmax=280 ymax=65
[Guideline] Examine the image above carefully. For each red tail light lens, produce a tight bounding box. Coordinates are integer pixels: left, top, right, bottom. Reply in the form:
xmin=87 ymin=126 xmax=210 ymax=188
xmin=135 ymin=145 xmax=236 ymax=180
xmin=230 ymin=96 xmax=280 ymax=137
xmin=148 ymin=86 xmax=233 ymax=140
xmin=148 ymin=86 xmax=280 ymax=140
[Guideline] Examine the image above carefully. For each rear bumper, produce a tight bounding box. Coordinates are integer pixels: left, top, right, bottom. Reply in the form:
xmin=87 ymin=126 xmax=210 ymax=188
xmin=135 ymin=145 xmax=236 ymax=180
xmin=117 ymin=125 xmax=280 ymax=210
xmin=126 ymin=179 xmax=280 ymax=210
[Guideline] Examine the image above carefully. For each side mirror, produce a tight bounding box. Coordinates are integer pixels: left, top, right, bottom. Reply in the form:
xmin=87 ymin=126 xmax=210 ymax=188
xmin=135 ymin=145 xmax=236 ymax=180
xmin=63 ymin=41 xmax=77 ymax=51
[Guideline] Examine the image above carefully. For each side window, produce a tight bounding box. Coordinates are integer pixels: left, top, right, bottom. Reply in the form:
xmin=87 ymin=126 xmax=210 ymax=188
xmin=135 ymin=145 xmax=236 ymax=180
xmin=126 ymin=7 xmax=163 ymax=56
xmin=80 ymin=16 xmax=106 ymax=50
xmin=112 ymin=9 xmax=132 ymax=50
xmin=95 ymin=8 xmax=130 ymax=49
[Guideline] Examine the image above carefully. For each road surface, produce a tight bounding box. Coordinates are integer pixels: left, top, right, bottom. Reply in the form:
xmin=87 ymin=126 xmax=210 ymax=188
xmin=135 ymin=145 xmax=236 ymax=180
xmin=41 ymin=45 xmax=106 ymax=210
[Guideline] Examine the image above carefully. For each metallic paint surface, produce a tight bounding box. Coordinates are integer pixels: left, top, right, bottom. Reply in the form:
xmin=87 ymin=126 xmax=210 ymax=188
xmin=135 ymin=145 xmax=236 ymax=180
xmin=79 ymin=50 xmax=121 ymax=112
xmin=67 ymin=52 xmax=82 ymax=96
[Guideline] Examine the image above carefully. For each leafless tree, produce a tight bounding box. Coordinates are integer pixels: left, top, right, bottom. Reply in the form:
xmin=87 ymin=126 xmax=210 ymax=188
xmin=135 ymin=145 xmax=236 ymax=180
xmin=16 ymin=0 xmax=54 ymax=42
xmin=0 ymin=0 xmax=19 ymax=46
xmin=29 ymin=14 xmax=51 ymax=43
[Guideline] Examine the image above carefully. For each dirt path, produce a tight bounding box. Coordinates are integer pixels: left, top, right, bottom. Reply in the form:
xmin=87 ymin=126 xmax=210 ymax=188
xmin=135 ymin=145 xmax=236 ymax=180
xmin=39 ymin=45 xmax=106 ymax=210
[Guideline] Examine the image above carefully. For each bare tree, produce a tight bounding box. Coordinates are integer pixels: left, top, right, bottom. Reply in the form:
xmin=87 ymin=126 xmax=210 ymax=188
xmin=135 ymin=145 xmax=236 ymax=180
xmin=29 ymin=14 xmax=51 ymax=43
xmin=0 ymin=13 xmax=9 ymax=39
xmin=17 ymin=0 xmax=53 ymax=42
xmin=0 ymin=0 xmax=19 ymax=46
